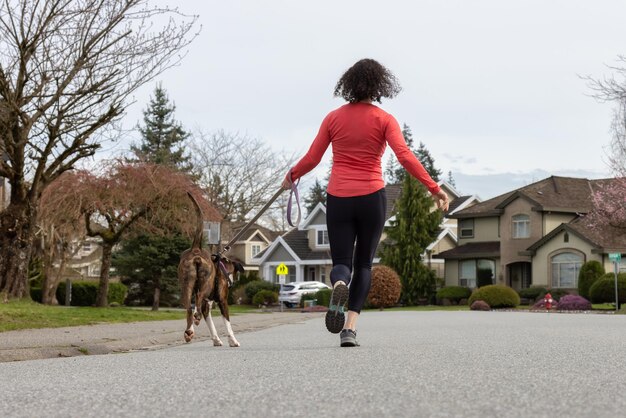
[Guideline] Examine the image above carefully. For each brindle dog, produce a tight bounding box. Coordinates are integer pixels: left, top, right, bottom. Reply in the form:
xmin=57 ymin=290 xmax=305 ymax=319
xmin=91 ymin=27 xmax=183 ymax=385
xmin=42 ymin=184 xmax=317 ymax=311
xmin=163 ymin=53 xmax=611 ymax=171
xmin=178 ymin=193 xmax=244 ymax=347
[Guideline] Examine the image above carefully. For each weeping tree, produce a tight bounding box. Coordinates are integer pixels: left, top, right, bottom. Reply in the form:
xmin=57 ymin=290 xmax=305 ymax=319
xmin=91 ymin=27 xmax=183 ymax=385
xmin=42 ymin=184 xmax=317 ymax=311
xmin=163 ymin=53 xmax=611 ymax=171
xmin=0 ymin=0 xmax=199 ymax=300
xmin=43 ymin=161 xmax=220 ymax=307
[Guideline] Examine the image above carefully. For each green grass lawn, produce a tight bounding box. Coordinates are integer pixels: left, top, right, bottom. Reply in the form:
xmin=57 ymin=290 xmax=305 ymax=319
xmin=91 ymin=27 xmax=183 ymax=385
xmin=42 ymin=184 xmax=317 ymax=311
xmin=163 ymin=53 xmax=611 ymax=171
xmin=0 ymin=300 xmax=258 ymax=332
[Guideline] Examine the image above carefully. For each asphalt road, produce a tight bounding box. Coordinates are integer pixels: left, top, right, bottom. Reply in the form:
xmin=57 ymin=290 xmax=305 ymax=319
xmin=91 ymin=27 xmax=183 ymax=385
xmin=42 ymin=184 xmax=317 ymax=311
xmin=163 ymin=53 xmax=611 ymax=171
xmin=2 ymin=311 xmax=626 ymax=418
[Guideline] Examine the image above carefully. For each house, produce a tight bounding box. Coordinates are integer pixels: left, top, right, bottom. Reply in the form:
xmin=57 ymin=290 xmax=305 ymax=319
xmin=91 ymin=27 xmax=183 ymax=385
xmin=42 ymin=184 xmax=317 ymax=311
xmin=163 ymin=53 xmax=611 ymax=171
xmin=254 ymin=181 xmax=480 ymax=283
xmin=436 ymin=176 xmax=626 ymax=291
xmin=219 ymin=222 xmax=280 ymax=273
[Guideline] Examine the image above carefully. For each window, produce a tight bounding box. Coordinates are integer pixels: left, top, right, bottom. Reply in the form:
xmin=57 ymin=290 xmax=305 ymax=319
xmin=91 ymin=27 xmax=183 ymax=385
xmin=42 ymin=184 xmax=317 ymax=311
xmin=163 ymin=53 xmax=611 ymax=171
xmin=512 ymin=214 xmax=530 ymax=239
xmin=320 ymin=266 xmax=327 ymax=283
xmin=459 ymin=219 xmax=474 ymax=238
xmin=251 ymin=244 xmax=261 ymax=257
xmin=551 ymin=252 xmax=583 ymax=288
xmin=317 ymin=229 xmax=329 ymax=246
xmin=460 ymin=259 xmax=495 ymax=288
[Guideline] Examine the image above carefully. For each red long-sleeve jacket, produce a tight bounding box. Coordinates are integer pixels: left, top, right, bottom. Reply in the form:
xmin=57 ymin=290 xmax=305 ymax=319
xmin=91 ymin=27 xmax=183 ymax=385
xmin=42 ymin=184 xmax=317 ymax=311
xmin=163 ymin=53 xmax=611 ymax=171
xmin=290 ymin=102 xmax=440 ymax=197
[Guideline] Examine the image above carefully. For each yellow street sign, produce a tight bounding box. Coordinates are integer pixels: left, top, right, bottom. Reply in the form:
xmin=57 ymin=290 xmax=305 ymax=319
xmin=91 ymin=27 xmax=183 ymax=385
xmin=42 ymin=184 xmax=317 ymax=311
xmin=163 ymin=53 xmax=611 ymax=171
xmin=276 ymin=263 xmax=289 ymax=275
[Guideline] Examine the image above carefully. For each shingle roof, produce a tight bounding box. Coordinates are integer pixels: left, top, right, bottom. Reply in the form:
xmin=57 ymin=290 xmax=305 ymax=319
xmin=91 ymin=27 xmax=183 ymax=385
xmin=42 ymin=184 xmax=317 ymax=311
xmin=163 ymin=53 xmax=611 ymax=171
xmin=434 ymin=241 xmax=500 ymax=259
xmin=222 ymin=221 xmax=281 ymax=242
xmin=282 ymin=228 xmax=332 ymax=261
xmin=450 ymin=176 xmax=611 ymax=219
xmin=447 ymin=195 xmax=473 ymax=215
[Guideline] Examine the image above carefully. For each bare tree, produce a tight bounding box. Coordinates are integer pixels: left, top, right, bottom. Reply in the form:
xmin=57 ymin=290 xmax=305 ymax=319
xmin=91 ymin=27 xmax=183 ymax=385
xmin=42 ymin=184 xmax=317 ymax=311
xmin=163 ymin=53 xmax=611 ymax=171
xmin=189 ymin=130 xmax=296 ymax=238
xmin=0 ymin=0 xmax=199 ymax=300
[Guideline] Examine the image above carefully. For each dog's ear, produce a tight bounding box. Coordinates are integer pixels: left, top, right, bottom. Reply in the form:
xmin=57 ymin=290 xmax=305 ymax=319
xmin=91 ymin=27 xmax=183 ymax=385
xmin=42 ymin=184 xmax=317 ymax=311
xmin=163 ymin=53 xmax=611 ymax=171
xmin=211 ymin=254 xmax=219 ymax=263
xmin=234 ymin=262 xmax=244 ymax=274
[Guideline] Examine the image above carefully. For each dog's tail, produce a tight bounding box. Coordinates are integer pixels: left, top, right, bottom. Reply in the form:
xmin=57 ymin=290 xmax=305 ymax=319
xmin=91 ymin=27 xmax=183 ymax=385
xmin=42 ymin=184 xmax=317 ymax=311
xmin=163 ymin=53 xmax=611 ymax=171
xmin=187 ymin=191 xmax=204 ymax=249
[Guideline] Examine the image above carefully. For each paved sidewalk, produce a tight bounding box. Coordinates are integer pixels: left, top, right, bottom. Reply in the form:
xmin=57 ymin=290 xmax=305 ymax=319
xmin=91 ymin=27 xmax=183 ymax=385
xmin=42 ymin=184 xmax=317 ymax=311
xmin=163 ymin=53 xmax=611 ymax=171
xmin=0 ymin=311 xmax=324 ymax=363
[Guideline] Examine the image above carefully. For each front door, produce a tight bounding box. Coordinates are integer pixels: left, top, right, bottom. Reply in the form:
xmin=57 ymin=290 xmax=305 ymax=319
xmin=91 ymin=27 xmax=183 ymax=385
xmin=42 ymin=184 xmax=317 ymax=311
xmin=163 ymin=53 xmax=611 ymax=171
xmin=508 ymin=262 xmax=531 ymax=290
xmin=309 ymin=267 xmax=315 ymax=281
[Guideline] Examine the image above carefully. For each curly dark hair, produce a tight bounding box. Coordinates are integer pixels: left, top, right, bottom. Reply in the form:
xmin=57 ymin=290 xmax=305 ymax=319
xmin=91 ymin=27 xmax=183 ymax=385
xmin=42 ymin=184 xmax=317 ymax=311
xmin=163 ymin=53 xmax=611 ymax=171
xmin=333 ymin=58 xmax=402 ymax=103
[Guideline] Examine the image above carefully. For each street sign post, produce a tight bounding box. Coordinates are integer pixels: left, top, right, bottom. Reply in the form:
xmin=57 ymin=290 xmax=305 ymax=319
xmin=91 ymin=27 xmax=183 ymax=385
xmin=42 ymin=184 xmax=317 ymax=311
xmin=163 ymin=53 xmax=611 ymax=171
xmin=609 ymin=253 xmax=622 ymax=312
xmin=276 ymin=264 xmax=289 ymax=312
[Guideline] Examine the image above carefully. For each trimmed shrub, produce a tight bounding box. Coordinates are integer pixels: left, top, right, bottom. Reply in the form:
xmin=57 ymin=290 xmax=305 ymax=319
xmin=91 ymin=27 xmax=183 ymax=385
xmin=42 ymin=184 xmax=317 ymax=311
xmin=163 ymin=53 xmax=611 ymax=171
xmin=436 ymin=286 xmax=472 ymax=305
xmin=244 ymin=280 xmax=280 ymax=301
xmin=56 ymin=281 xmax=128 ymax=306
xmin=468 ymin=285 xmax=520 ymax=309
xmin=399 ymin=263 xmax=437 ymax=306
xmin=589 ymin=273 xmax=626 ymax=308
xmin=557 ymin=294 xmax=592 ymax=311
xmin=578 ymin=261 xmax=605 ymax=299
xmin=470 ymin=300 xmax=490 ymax=311
xmin=368 ymin=265 xmax=402 ymax=308
xmin=302 ymin=288 xmax=332 ymax=308
xmin=252 ymin=289 xmax=278 ymax=306
xmin=517 ymin=287 xmax=547 ymax=302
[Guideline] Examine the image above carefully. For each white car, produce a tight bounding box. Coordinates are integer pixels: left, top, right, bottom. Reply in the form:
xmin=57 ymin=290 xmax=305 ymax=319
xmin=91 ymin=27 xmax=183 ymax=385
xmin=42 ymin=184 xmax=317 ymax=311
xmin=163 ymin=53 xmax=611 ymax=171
xmin=278 ymin=281 xmax=331 ymax=308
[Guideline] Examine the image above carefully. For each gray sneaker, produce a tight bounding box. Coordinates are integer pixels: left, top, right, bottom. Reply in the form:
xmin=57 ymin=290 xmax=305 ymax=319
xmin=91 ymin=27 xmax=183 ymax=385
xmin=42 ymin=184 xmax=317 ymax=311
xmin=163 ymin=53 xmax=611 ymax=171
xmin=340 ymin=329 xmax=359 ymax=347
xmin=325 ymin=282 xmax=349 ymax=334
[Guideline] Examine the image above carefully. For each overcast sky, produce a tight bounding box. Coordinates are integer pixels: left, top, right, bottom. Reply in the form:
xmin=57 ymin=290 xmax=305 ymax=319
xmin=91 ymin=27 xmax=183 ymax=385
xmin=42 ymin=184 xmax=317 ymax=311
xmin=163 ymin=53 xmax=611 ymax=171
xmin=115 ymin=0 xmax=626 ymax=199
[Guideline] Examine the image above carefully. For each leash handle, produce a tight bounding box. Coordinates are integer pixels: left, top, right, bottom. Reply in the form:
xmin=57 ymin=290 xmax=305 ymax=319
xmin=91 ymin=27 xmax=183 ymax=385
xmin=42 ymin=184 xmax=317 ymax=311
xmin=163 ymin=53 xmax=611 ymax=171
xmin=286 ymin=169 xmax=301 ymax=227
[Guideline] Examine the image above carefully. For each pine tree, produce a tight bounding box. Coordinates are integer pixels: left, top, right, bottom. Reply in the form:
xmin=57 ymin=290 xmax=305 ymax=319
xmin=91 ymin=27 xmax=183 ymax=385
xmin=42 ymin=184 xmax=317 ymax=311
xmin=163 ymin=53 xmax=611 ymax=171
xmin=380 ymin=174 xmax=442 ymax=305
xmin=120 ymin=84 xmax=194 ymax=309
xmin=132 ymin=83 xmax=192 ymax=172
xmin=415 ymin=142 xmax=442 ymax=182
xmin=303 ymin=179 xmax=327 ymax=215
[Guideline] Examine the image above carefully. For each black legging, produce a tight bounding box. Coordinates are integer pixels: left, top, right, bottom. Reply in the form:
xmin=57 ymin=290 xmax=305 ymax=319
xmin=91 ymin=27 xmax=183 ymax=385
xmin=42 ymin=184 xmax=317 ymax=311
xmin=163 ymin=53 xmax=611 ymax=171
xmin=326 ymin=188 xmax=386 ymax=313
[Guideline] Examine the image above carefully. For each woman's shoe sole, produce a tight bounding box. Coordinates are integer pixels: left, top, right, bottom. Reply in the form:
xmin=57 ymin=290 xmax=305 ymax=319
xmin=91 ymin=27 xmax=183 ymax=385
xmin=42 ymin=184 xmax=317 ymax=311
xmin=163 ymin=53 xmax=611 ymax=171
xmin=325 ymin=283 xmax=349 ymax=334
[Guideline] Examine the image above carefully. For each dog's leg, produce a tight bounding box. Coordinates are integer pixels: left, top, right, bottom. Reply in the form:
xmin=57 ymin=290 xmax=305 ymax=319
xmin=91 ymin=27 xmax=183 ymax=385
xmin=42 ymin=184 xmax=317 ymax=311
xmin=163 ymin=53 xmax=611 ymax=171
xmin=217 ymin=300 xmax=240 ymax=347
xmin=201 ymin=299 xmax=223 ymax=347
xmin=180 ymin=275 xmax=195 ymax=343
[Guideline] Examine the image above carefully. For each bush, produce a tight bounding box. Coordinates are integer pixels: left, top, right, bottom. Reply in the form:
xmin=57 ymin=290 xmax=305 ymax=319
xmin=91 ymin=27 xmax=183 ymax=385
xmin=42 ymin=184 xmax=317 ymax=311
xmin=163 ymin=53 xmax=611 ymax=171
xmin=517 ymin=287 xmax=547 ymax=301
xmin=557 ymin=294 xmax=592 ymax=311
xmin=252 ymin=289 xmax=278 ymax=306
xmin=436 ymin=286 xmax=472 ymax=305
xmin=244 ymin=280 xmax=280 ymax=301
xmin=470 ymin=300 xmax=490 ymax=311
xmin=29 ymin=287 xmax=43 ymax=303
xmin=578 ymin=261 xmax=605 ymax=299
xmin=368 ymin=265 xmax=402 ymax=308
xmin=468 ymin=285 xmax=520 ymax=309
xmin=589 ymin=273 xmax=626 ymax=307
xmin=56 ymin=281 xmax=128 ymax=306
xmin=301 ymin=288 xmax=332 ymax=308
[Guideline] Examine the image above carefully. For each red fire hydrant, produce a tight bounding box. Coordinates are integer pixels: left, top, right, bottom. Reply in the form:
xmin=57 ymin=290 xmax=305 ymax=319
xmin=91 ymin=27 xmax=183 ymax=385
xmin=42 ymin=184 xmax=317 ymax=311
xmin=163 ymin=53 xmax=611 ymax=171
xmin=544 ymin=293 xmax=554 ymax=310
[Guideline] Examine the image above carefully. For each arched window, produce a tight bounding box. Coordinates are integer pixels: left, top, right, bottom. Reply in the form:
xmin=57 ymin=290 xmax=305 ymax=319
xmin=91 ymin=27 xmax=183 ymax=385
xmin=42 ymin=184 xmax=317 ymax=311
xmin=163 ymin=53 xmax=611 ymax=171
xmin=512 ymin=214 xmax=530 ymax=238
xmin=551 ymin=252 xmax=583 ymax=288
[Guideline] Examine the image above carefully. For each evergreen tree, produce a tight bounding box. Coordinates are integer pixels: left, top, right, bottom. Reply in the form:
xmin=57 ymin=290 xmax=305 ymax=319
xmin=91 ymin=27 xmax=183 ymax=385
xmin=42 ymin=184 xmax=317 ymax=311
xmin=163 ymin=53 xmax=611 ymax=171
xmin=119 ymin=84 xmax=194 ymax=309
xmin=112 ymin=234 xmax=190 ymax=310
xmin=380 ymin=174 xmax=442 ymax=305
xmin=303 ymin=178 xmax=327 ymax=215
xmin=416 ymin=141 xmax=442 ymax=182
xmin=131 ymin=83 xmax=192 ymax=172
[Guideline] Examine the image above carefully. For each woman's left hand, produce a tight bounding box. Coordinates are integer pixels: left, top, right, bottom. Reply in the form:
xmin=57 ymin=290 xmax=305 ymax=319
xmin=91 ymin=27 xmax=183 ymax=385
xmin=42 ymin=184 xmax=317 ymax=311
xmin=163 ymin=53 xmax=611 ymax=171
xmin=434 ymin=189 xmax=450 ymax=212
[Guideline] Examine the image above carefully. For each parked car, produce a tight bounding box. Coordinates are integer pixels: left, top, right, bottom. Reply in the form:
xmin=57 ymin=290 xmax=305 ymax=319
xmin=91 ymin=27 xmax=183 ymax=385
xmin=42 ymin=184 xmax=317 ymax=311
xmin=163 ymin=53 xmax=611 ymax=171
xmin=278 ymin=281 xmax=331 ymax=308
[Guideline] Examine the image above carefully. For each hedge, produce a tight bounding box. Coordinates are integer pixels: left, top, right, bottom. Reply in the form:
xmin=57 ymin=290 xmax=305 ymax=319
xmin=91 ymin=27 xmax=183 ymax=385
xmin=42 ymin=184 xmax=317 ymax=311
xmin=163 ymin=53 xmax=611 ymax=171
xmin=468 ymin=285 xmax=520 ymax=309
xmin=436 ymin=286 xmax=471 ymax=304
xmin=301 ymin=288 xmax=332 ymax=307
xmin=252 ymin=289 xmax=278 ymax=306
xmin=589 ymin=273 xmax=626 ymax=306
xmin=578 ymin=261 xmax=605 ymax=300
xmin=244 ymin=280 xmax=280 ymax=301
xmin=517 ymin=287 xmax=547 ymax=301
xmin=56 ymin=281 xmax=128 ymax=306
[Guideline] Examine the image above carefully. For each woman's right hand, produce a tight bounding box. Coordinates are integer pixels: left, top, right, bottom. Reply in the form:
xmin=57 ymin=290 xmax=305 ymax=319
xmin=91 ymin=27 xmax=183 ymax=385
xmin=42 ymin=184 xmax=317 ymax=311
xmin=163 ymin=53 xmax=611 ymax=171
xmin=282 ymin=171 xmax=293 ymax=190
